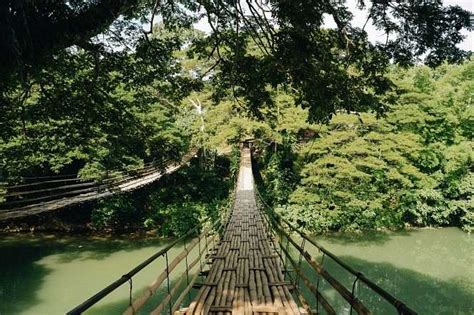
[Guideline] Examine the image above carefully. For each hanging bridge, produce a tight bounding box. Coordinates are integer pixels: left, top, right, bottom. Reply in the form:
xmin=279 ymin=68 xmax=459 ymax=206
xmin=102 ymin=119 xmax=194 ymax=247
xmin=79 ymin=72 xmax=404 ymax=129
xmin=67 ymin=147 xmax=417 ymax=315
xmin=0 ymin=150 xmax=196 ymax=220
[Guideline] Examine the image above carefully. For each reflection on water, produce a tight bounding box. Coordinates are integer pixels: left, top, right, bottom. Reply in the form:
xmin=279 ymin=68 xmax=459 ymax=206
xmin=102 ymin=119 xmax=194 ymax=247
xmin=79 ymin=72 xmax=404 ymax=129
xmin=303 ymin=227 xmax=474 ymax=314
xmin=0 ymin=228 xmax=472 ymax=314
xmin=0 ymin=235 xmax=194 ymax=315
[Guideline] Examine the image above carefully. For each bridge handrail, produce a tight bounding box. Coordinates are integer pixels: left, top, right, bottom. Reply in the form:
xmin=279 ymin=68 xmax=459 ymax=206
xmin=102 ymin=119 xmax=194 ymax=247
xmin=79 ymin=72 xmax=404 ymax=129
xmin=278 ymin=215 xmax=416 ymax=315
xmin=2 ymin=143 xmax=191 ymax=186
xmin=2 ymin=144 xmax=196 ymax=194
xmin=276 ymin=231 xmax=337 ymax=314
xmin=67 ymin=225 xmax=200 ymax=315
xmin=254 ymin=186 xmax=417 ymax=315
xmin=3 ymin=159 xmax=161 ymax=191
xmin=68 ymin=158 xmax=235 ymax=315
xmin=255 ymin=189 xmax=369 ymax=314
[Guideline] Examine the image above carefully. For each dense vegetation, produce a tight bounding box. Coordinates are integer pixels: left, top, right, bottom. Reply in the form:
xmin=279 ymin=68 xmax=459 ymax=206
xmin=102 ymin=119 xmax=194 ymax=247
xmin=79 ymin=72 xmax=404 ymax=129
xmin=0 ymin=28 xmax=199 ymax=181
xmin=250 ymin=61 xmax=473 ymax=233
xmin=0 ymin=1 xmax=472 ymax=234
xmin=2 ymin=0 xmax=471 ymax=122
xmin=91 ymin=153 xmax=235 ymax=236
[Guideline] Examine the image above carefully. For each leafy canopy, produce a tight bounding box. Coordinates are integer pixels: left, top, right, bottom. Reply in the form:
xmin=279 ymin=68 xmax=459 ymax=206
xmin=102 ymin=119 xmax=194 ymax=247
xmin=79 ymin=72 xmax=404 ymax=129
xmin=262 ymin=60 xmax=473 ymax=232
xmin=1 ymin=0 xmax=472 ymax=121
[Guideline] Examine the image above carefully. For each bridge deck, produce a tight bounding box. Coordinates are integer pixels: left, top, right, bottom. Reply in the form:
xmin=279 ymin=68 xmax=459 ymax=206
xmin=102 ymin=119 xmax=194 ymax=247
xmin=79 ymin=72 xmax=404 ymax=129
xmin=179 ymin=149 xmax=302 ymax=315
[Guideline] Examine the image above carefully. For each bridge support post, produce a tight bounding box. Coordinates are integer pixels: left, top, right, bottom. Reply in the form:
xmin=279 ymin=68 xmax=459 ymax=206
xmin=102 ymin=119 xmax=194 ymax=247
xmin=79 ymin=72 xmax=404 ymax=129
xmin=316 ymin=252 xmax=326 ymax=314
xmin=283 ymin=237 xmax=291 ymax=282
xmin=165 ymin=252 xmax=172 ymax=315
xmin=350 ymin=274 xmax=362 ymax=315
xmin=297 ymin=238 xmax=306 ymax=289
xmin=183 ymin=237 xmax=191 ymax=304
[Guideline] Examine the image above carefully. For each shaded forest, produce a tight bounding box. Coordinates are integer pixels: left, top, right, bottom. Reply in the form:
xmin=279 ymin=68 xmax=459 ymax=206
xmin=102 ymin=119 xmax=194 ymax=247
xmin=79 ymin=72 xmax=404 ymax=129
xmin=0 ymin=0 xmax=472 ymax=234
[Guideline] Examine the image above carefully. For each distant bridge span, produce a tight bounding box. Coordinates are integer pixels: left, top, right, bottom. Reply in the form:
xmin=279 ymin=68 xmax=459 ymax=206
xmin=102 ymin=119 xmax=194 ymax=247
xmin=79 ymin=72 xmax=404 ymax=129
xmin=0 ymin=151 xmax=196 ymax=221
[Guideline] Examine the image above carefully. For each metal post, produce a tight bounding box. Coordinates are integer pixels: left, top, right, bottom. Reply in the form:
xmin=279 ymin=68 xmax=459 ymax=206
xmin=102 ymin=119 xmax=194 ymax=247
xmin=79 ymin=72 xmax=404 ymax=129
xmin=350 ymin=274 xmax=361 ymax=315
xmin=165 ymin=252 xmax=172 ymax=315
xmin=316 ymin=252 xmax=326 ymax=314
xmin=198 ymin=234 xmax=203 ymax=274
xmin=128 ymin=278 xmax=133 ymax=308
xmin=296 ymin=238 xmax=306 ymax=289
xmin=184 ymin=237 xmax=190 ymax=284
xmin=205 ymin=232 xmax=209 ymax=258
xmin=283 ymin=236 xmax=291 ymax=281
xmin=184 ymin=236 xmax=191 ymax=304
xmin=278 ymin=230 xmax=285 ymax=265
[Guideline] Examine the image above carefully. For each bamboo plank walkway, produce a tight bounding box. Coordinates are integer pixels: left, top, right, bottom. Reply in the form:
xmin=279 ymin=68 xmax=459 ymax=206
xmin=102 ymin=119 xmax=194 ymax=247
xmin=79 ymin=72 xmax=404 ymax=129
xmin=178 ymin=148 xmax=302 ymax=315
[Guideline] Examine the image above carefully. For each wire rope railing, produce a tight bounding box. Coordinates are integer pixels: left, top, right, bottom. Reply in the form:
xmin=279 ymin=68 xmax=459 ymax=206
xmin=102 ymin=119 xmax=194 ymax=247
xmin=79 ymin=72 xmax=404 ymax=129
xmin=254 ymin=185 xmax=417 ymax=315
xmin=67 ymin=219 xmax=224 ymax=315
xmin=1 ymin=161 xmax=156 ymax=191
xmin=2 ymin=160 xmax=168 ymax=201
xmin=67 ymin=163 xmax=237 ymax=315
xmin=0 ymin=150 xmax=197 ymax=215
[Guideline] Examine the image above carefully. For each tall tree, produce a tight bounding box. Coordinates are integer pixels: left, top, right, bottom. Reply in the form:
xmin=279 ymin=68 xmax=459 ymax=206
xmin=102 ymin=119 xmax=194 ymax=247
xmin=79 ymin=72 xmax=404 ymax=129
xmin=1 ymin=1 xmax=471 ymax=121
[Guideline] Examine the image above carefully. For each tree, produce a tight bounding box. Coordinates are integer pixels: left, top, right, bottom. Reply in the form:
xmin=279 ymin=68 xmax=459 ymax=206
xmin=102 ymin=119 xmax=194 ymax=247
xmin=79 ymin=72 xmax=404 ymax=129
xmin=272 ymin=60 xmax=473 ymax=232
xmin=1 ymin=0 xmax=472 ymax=121
xmin=0 ymin=26 xmax=196 ymax=181
xmin=0 ymin=0 xmax=140 ymax=79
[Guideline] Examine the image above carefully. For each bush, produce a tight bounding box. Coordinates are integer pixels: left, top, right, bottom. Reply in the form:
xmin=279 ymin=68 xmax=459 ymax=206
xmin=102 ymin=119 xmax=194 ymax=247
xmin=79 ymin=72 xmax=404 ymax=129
xmin=266 ymin=62 xmax=474 ymax=233
xmin=91 ymin=194 xmax=139 ymax=230
xmin=141 ymin=157 xmax=232 ymax=236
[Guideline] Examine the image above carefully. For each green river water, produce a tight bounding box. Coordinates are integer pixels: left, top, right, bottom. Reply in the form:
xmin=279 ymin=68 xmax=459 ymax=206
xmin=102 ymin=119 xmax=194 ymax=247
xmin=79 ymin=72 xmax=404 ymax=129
xmin=0 ymin=227 xmax=472 ymax=315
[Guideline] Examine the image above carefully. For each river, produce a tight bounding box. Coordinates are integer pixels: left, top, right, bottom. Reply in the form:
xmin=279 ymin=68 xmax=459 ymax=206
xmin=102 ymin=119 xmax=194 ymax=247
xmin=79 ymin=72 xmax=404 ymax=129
xmin=0 ymin=227 xmax=472 ymax=314
xmin=306 ymin=227 xmax=474 ymax=314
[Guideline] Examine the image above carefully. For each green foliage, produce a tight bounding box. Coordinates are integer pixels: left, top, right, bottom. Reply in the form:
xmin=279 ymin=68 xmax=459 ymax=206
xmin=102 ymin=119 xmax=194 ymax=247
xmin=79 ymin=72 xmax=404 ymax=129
xmin=258 ymin=144 xmax=299 ymax=205
xmin=147 ymin=202 xmax=201 ymax=236
xmin=229 ymin=146 xmax=241 ymax=181
xmin=286 ymin=116 xmax=424 ymax=231
xmin=0 ymin=186 xmax=5 ymax=203
xmin=89 ymin=156 xmax=232 ymax=235
xmin=142 ymin=158 xmax=232 ymax=236
xmin=0 ymin=28 xmax=194 ymax=182
xmin=91 ymin=194 xmax=139 ymax=230
xmin=2 ymin=1 xmax=471 ymax=124
xmin=257 ymin=60 xmax=473 ymax=233
xmin=190 ymin=1 xmax=471 ymax=122
xmin=1 ymin=0 xmax=472 ymax=236
xmin=147 ymin=200 xmax=224 ymax=236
